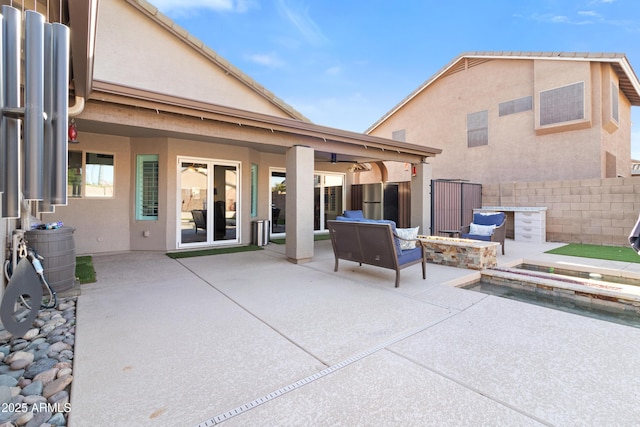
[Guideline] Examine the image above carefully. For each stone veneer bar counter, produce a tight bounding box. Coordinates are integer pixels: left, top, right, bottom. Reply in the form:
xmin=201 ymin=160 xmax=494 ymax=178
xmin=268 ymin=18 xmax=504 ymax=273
xmin=418 ymin=236 xmax=499 ymax=270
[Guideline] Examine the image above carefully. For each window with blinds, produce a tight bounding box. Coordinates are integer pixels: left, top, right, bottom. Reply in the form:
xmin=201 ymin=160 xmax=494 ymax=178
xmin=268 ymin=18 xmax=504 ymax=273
xmin=467 ymin=110 xmax=488 ymax=147
xmin=136 ymin=155 xmax=159 ymax=220
xmin=499 ymin=96 xmax=532 ymax=117
xmin=392 ymin=129 xmax=406 ymax=142
xmin=539 ymin=82 xmax=584 ymax=126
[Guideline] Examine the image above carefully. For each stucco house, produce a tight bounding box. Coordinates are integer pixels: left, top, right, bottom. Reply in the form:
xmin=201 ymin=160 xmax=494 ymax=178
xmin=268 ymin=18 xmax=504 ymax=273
xmin=366 ymin=52 xmax=640 ymax=184
xmin=8 ymin=0 xmax=440 ymax=265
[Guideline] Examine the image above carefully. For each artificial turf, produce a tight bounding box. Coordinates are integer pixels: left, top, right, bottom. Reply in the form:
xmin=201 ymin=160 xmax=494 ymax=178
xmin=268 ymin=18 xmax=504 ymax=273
xmin=166 ymin=244 xmax=263 ymax=259
xmin=270 ymin=234 xmax=331 ymax=245
xmin=545 ymin=243 xmax=640 ymax=263
xmin=76 ymin=256 xmax=97 ymax=284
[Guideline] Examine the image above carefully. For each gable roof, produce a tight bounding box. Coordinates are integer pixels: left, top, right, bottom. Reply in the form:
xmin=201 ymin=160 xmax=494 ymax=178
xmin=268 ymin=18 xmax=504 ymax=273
xmin=105 ymin=0 xmax=311 ymax=122
xmin=366 ymin=51 xmax=640 ymax=133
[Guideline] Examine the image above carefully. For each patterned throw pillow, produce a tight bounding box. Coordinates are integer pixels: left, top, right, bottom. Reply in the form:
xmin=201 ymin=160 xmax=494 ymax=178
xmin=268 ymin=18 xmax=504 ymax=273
xmin=396 ymin=226 xmax=420 ymax=250
xmin=469 ymin=223 xmax=495 ymax=236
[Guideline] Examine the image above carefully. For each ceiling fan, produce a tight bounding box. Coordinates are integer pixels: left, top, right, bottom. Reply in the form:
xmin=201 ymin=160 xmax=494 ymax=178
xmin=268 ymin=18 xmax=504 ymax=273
xmin=315 ymin=153 xmax=373 ymax=172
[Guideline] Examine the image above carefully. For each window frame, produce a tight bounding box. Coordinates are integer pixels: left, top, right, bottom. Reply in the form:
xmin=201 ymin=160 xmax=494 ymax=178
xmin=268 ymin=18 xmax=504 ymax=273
xmin=68 ymin=150 xmax=116 ymax=199
xmin=136 ymin=154 xmax=159 ymax=221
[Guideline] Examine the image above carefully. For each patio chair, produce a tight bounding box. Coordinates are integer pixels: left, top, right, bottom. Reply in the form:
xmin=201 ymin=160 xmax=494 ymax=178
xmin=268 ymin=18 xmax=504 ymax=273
xmin=460 ymin=212 xmax=506 ymax=255
xmin=191 ymin=209 xmax=207 ymax=234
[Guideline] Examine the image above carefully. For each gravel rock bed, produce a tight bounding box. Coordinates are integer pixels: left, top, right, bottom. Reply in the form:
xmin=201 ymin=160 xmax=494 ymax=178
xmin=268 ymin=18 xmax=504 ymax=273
xmin=0 ymin=297 xmax=76 ymax=427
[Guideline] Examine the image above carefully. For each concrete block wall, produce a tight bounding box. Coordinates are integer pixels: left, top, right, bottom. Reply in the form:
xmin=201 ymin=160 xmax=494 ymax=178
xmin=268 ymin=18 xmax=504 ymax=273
xmin=482 ymin=177 xmax=640 ymax=246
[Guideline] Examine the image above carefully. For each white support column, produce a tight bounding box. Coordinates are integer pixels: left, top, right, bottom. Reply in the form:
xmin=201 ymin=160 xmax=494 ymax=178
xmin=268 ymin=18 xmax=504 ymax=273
xmin=285 ymin=145 xmax=314 ymax=263
xmin=411 ymin=162 xmax=433 ymax=236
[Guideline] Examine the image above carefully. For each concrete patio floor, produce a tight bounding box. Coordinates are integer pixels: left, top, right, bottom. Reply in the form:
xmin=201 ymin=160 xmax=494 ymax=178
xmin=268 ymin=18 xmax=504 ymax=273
xmin=69 ymin=239 xmax=640 ymax=426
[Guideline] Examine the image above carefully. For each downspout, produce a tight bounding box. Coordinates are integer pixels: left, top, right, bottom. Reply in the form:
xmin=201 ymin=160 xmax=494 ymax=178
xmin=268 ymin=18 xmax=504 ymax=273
xmin=68 ymin=95 xmax=85 ymax=117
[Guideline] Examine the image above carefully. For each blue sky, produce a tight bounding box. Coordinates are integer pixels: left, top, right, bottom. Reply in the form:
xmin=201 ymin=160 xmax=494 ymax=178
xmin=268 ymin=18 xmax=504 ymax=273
xmin=151 ymin=0 xmax=640 ymax=158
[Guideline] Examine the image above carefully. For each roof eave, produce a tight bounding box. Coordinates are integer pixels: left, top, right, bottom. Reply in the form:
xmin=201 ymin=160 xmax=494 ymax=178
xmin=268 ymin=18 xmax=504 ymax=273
xmin=90 ymin=80 xmax=442 ymax=159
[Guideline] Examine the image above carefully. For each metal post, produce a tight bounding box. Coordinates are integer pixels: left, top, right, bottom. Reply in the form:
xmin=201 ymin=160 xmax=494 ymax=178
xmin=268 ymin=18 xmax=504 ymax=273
xmin=24 ymin=10 xmax=45 ymax=201
xmin=2 ymin=6 xmax=21 ymax=218
xmin=39 ymin=22 xmax=55 ymax=213
xmin=50 ymin=22 xmax=69 ymax=205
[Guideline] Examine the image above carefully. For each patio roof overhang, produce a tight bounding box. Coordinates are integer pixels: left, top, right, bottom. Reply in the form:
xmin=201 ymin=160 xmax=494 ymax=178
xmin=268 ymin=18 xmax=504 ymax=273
xmin=78 ymin=81 xmax=442 ymax=165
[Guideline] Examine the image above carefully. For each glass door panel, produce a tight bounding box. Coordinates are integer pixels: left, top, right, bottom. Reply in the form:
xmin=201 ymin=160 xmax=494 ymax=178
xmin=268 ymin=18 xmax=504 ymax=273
xmin=314 ymin=175 xmax=321 ymax=230
xmin=180 ymin=161 xmax=208 ymax=245
xmin=323 ymin=174 xmax=343 ymax=229
xmin=213 ymin=165 xmax=238 ymax=241
xmin=270 ymin=171 xmax=286 ymax=235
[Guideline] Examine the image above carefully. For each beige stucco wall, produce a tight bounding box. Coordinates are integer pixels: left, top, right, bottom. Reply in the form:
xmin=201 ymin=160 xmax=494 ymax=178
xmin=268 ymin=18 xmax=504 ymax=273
xmin=483 ymin=177 xmax=640 ymax=246
xmin=370 ymin=58 xmax=632 ymax=184
xmin=42 ymin=133 xmax=131 ymax=254
xmin=130 ymin=137 xmax=169 ymax=251
xmin=94 ymin=0 xmax=292 ymax=118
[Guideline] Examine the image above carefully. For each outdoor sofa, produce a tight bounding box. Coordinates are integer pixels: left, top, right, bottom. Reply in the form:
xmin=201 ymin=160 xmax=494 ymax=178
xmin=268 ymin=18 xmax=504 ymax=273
xmin=327 ymin=211 xmax=426 ymax=287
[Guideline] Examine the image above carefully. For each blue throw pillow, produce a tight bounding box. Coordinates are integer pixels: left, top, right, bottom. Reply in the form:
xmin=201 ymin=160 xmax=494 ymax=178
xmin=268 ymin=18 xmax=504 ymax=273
xmin=473 ymin=212 xmax=505 ymax=226
xmin=343 ymin=210 xmax=365 ymax=219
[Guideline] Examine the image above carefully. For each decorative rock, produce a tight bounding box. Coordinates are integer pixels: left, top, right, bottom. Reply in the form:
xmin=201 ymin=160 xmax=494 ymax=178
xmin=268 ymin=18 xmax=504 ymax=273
xmin=12 ymin=341 xmax=29 ymax=351
xmin=34 ymin=348 xmax=50 ymax=361
xmin=10 ymin=359 xmax=31 ymax=371
xmin=57 ymin=302 xmax=72 ymax=311
xmin=0 ymin=297 xmax=75 ymax=426
xmin=25 ymin=411 xmax=51 ymax=427
xmin=48 ymin=342 xmax=70 ymax=354
xmin=3 ymin=369 xmax=25 ymax=380
xmin=56 ymin=368 xmax=71 ymax=378
xmin=0 ymin=386 xmax=12 ymax=405
xmin=48 ymin=390 xmax=68 ymax=407
xmin=15 ymin=411 xmax=34 ymax=426
xmin=47 ymin=412 xmax=65 ymax=426
xmin=5 ymin=351 xmax=34 ymax=365
xmin=57 ymin=350 xmax=73 ymax=361
xmin=53 ymin=362 xmax=71 ymax=370
xmin=23 ymin=394 xmax=46 ymax=405
xmin=0 ymin=346 xmax=10 ymax=357
xmin=42 ymin=375 xmax=72 ymax=399
xmin=22 ymin=329 xmax=40 ymax=340
xmin=26 ymin=338 xmax=46 ymax=351
xmin=34 ymin=369 xmax=59 ymax=386
xmin=21 ymin=380 xmax=43 ymax=396
xmin=24 ymin=358 xmax=58 ymax=379
xmin=0 ymin=375 xmax=18 ymax=387
xmin=18 ymin=378 xmax=32 ymax=388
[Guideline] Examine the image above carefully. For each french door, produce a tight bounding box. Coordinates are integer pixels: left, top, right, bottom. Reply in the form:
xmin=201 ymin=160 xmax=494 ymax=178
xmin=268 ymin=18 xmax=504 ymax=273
xmin=178 ymin=157 xmax=239 ymax=247
xmin=269 ymin=168 xmax=344 ymax=236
